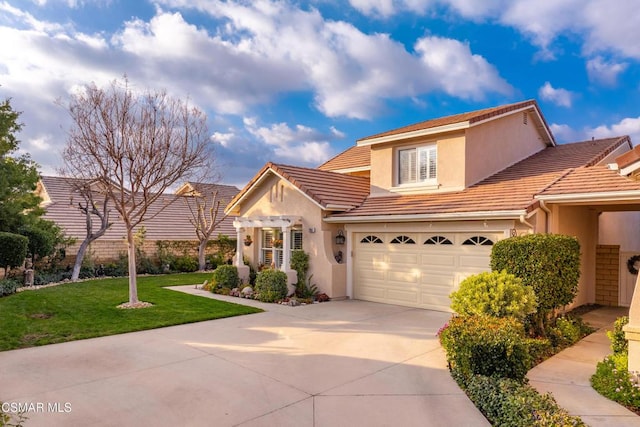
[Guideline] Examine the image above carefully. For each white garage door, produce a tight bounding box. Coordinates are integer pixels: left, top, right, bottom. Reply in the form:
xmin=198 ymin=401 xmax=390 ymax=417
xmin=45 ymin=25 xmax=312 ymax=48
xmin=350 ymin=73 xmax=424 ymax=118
xmin=354 ymin=232 xmax=502 ymax=311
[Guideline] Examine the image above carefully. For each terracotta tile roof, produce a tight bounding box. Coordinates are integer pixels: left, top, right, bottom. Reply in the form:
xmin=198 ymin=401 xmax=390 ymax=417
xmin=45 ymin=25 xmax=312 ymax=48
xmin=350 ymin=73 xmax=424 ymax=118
xmin=332 ymin=137 xmax=630 ymax=219
xmin=358 ymin=100 xmax=546 ymax=143
xmin=39 ymin=176 xmax=238 ymax=240
xmin=226 ymin=162 xmax=370 ymax=212
xmin=318 ymin=145 xmax=371 ymax=171
xmin=538 ymin=166 xmax=640 ymax=196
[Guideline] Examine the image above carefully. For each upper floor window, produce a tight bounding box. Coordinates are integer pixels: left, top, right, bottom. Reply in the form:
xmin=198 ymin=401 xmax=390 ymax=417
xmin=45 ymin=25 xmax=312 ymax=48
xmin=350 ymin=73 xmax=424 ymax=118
xmin=398 ymin=145 xmax=437 ymax=185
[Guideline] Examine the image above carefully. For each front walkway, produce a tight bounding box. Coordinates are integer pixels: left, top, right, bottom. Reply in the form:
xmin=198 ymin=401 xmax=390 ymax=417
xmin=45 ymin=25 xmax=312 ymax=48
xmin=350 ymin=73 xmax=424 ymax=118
xmin=0 ymin=289 xmax=489 ymax=427
xmin=528 ymin=306 xmax=640 ymax=427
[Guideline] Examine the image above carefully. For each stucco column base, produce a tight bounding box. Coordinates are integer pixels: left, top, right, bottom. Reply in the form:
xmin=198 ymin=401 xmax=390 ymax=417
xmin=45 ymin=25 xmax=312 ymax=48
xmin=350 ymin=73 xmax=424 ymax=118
xmin=237 ymin=264 xmax=250 ymax=285
xmin=284 ymin=269 xmax=298 ymax=296
xmin=624 ymin=324 xmax=640 ymax=374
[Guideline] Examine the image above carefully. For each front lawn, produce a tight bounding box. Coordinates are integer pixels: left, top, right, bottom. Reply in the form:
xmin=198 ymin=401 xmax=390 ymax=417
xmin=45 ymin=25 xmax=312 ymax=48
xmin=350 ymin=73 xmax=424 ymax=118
xmin=0 ymin=273 xmax=262 ymax=351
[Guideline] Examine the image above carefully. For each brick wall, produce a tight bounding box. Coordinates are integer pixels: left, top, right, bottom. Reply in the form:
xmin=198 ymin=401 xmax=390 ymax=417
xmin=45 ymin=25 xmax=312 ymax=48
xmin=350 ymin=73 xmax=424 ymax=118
xmin=595 ymin=244 xmax=620 ymax=306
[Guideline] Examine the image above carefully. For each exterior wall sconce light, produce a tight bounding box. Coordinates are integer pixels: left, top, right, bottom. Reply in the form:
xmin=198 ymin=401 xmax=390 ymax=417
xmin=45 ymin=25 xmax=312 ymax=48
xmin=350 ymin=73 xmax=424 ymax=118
xmin=308 ymin=227 xmax=316 ymax=233
xmin=335 ymin=230 xmax=346 ymax=245
xmin=244 ymin=235 xmax=253 ymax=246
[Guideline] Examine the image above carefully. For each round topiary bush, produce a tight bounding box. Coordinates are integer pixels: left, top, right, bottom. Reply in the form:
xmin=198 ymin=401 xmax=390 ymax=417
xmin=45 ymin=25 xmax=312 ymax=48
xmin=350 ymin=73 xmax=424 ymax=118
xmin=254 ymin=269 xmax=288 ymax=302
xmin=438 ymin=314 xmax=532 ymax=382
xmin=211 ymin=265 xmax=240 ymax=289
xmin=450 ymin=270 xmax=537 ymax=320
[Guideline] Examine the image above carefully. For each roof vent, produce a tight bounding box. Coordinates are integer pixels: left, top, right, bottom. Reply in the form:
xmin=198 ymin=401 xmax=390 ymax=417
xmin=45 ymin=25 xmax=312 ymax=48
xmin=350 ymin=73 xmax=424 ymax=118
xmin=522 ymin=112 xmax=528 ymax=125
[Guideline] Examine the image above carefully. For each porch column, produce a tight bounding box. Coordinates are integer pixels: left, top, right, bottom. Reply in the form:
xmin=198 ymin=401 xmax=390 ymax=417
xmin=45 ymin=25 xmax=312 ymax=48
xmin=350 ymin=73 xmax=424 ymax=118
xmin=281 ymin=226 xmax=291 ymax=271
xmin=625 ymin=275 xmax=640 ymax=376
xmin=232 ymin=221 xmax=250 ymax=284
xmin=235 ymin=227 xmax=243 ymax=268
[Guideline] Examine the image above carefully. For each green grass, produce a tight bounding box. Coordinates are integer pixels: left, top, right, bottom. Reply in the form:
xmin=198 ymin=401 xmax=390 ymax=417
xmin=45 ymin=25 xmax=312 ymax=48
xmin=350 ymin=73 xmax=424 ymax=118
xmin=0 ymin=273 xmax=262 ymax=351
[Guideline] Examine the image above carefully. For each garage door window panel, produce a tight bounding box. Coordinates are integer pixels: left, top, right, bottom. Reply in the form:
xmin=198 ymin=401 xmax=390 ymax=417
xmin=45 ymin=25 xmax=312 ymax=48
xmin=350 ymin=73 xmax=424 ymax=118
xmin=424 ymin=235 xmax=453 ymax=245
xmin=462 ymin=236 xmax=494 ymax=246
xmin=360 ymin=235 xmax=384 ymax=243
xmin=390 ymin=235 xmax=415 ymax=244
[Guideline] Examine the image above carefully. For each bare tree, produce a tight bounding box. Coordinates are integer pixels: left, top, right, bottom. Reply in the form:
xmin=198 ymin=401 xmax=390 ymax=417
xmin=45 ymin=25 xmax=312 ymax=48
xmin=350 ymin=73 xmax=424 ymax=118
xmin=61 ymin=77 xmax=211 ymax=305
xmin=183 ymin=189 xmax=228 ymax=271
xmin=69 ymin=180 xmax=112 ymax=282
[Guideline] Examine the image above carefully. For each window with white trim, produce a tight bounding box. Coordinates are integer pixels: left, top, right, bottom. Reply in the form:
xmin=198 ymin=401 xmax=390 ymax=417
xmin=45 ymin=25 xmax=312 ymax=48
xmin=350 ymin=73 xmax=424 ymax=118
xmin=260 ymin=228 xmax=303 ymax=268
xmin=398 ymin=144 xmax=437 ymax=185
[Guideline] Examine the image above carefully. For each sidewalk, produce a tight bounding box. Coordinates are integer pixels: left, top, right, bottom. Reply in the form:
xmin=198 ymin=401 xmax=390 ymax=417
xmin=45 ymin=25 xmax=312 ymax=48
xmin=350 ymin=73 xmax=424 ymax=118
xmin=528 ymin=306 xmax=640 ymax=427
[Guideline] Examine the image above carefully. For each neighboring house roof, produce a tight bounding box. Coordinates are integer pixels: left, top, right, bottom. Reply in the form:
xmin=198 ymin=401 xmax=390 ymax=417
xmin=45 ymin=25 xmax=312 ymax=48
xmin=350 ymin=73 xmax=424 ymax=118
xmin=328 ymin=137 xmax=637 ymax=221
xmin=614 ymin=144 xmax=640 ymax=176
xmin=318 ymin=145 xmax=371 ymax=172
xmin=226 ymin=162 xmax=370 ymax=213
xmin=175 ymin=181 xmax=240 ymax=201
xmin=357 ymin=99 xmax=555 ymax=147
xmin=38 ymin=176 xmax=239 ymax=241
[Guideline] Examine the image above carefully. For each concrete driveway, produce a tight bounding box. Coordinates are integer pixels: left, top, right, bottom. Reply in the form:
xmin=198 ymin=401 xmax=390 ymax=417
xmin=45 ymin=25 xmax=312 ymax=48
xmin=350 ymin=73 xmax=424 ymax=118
xmin=0 ymin=287 xmax=489 ymax=427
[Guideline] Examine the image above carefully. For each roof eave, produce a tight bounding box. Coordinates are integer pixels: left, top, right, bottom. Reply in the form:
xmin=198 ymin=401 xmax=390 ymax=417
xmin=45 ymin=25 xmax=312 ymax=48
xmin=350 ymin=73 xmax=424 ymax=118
xmin=325 ymin=166 xmax=371 ymax=174
xmin=535 ymin=190 xmax=640 ymax=204
xmin=357 ymin=122 xmax=470 ymax=146
xmin=323 ymin=209 xmax=527 ymax=223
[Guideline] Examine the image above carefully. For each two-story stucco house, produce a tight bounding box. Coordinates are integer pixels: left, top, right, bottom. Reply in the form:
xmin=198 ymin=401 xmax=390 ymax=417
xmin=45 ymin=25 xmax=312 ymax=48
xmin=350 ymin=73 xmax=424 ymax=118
xmin=226 ymin=100 xmax=640 ymax=314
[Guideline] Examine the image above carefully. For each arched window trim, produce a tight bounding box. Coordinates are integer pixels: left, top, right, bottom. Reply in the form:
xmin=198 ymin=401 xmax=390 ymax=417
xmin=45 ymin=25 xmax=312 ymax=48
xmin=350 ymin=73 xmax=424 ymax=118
xmin=424 ymin=235 xmax=453 ymax=245
xmin=462 ymin=236 xmax=494 ymax=246
xmin=360 ymin=235 xmax=383 ymax=244
xmin=390 ymin=235 xmax=416 ymax=244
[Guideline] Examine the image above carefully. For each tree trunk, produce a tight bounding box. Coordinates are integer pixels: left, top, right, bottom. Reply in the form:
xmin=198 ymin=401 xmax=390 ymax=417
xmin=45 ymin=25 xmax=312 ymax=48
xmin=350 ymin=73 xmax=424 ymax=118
xmin=126 ymin=228 xmax=139 ymax=304
xmin=71 ymin=238 xmax=92 ymax=281
xmin=198 ymin=239 xmax=207 ymax=271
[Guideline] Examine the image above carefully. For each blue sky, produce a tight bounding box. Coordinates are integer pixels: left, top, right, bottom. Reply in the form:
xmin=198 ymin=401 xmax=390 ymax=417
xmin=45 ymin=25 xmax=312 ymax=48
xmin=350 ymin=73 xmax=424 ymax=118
xmin=1 ymin=0 xmax=639 ymax=187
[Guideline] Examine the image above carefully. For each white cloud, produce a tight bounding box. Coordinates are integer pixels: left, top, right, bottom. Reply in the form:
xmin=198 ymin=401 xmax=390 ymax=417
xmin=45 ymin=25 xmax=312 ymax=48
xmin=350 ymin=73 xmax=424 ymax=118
xmin=588 ymin=117 xmax=640 ymax=144
xmin=157 ymin=0 xmax=511 ymax=119
xmin=538 ymin=82 xmax=573 ymax=108
xmin=551 ymin=117 xmax=640 ymax=146
xmin=244 ymin=120 xmax=334 ymax=164
xmin=415 ymin=36 xmax=511 ymax=100
xmin=549 ymin=123 xmax=580 ymax=142
xmin=586 ymin=56 xmax=628 ymax=86
xmin=348 ymin=0 xmax=396 ymax=17
xmin=348 ymin=0 xmax=640 ymax=62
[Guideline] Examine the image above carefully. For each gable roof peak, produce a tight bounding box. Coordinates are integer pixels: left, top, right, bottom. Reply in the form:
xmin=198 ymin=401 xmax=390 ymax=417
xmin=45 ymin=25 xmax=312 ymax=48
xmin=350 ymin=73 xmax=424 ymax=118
xmin=357 ymin=99 xmax=554 ymax=146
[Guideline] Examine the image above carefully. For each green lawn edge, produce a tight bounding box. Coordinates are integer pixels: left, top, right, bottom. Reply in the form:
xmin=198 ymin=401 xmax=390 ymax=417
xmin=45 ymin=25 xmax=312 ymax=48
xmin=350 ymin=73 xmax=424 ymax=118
xmin=0 ymin=272 xmax=262 ymax=351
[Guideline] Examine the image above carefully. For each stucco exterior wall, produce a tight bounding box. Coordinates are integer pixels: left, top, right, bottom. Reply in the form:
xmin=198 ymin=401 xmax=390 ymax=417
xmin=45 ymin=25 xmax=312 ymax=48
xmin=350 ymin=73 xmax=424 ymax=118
xmin=368 ymin=132 xmax=466 ymax=195
xmin=235 ymin=175 xmax=347 ymax=298
xmin=599 ymin=211 xmax=640 ymax=252
xmin=465 ymin=111 xmax=547 ymax=187
xmin=551 ymin=205 xmax=599 ymax=307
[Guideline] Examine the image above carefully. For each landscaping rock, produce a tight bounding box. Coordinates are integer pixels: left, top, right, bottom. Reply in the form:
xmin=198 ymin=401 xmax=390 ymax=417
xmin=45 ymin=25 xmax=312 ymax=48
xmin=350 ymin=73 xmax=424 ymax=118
xmin=288 ymin=298 xmax=301 ymax=307
xmin=241 ymin=286 xmax=254 ymax=298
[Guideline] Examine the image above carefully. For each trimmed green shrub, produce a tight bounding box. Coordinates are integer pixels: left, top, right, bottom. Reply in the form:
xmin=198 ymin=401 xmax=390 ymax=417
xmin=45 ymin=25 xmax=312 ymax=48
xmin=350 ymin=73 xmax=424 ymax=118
xmin=170 ymin=255 xmax=198 ymax=273
xmin=34 ymin=271 xmax=71 ymax=285
xmin=591 ymin=352 xmax=640 ymax=410
xmin=450 ymin=270 xmax=537 ymax=319
xmin=19 ymin=219 xmax=63 ymax=261
xmin=0 ymin=232 xmax=28 ymax=275
xmin=438 ymin=315 xmax=532 ymax=381
xmin=290 ymin=250 xmax=310 ymax=296
xmin=547 ymin=316 xmax=594 ymax=350
xmin=211 ymin=265 xmax=240 ymax=289
xmin=465 ymin=375 xmax=585 ymax=426
xmin=607 ymin=316 xmax=629 ymax=355
xmin=0 ymin=279 xmax=19 ymax=297
xmin=490 ymin=234 xmax=580 ymax=332
xmin=254 ymin=269 xmax=288 ymax=303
